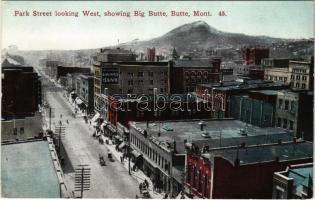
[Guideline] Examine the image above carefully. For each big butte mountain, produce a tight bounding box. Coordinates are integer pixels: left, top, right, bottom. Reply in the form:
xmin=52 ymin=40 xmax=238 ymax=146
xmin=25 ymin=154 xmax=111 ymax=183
xmin=5 ymin=20 xmax=313 ymax=66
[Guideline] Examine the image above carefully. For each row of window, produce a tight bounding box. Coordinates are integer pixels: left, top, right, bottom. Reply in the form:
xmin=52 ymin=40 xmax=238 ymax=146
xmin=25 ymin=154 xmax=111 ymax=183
xmin=12 ymin=127 xmax=24 ymax=135
xmin=277 ymin=118 xmax=294 ymax=130
xmin=130 ymin=133 xmax=170 ymax=173
xmin=267 ymin=75 xmax=288 ymax=82
xmin=125 ymin=87 xmax=168 ymax=94
xmin=127 ymin=71 xmax=168 ymax=77
xmin=291 ymin=75 xmax=307 ymax=81
xmin=128 ymin=79 xmax=165 ymax=86
xmin=187 ymin=165 xmax=210 ymax=198
xmin=278 ymin=99 xmax=296 ymax=111
xmin=292 ymin=69 xmax=307 ymax=73
xmin=293 ymin=82 xmax=306 ymax=89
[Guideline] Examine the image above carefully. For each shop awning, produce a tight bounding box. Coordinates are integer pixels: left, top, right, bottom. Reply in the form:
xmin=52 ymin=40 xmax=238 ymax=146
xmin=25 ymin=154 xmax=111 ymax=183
xmin=91 ymin=112 xmax=100 ymax=122
xmin=118 ymin=142 xmax=126 ymax=150
xmin=131 ymin=150 xmax=142 ymax=158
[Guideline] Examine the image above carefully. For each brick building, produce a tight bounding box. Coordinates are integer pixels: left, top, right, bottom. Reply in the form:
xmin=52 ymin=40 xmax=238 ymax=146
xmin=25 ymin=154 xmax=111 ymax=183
xmin=2 ymin=66 xmax=42 ymax=119
xmin=186 ymin=141 xmax=312 ymax=199
xmin=146 ymin=48 xmax=156 ymax=61
xmin=169 ymin=58 xmax=221 ymax=93
xmin=129 ymin=119 xmax=293 ymax=197
xmin=242 ymin=47 xmax=269 ymax=65
xmin=106 ymin=94 xmax=213 ymax=128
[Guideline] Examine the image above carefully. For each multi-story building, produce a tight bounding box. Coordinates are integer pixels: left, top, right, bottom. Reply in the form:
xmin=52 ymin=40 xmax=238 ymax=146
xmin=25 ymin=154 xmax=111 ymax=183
xmin=263 ymin=57 xmax=314 ymax=91
xmin=169 ymin=58 xmax=221 ymax=93
xmin=129 ymin=119 xmax=293 ymax=197
xmin=146 ymin=48 xmax=156 ymax=61
xmin=45 ymin=60 xmax=59 ymax=78
xmin=75 ymin=74 xmax=94 ymax=114
xmin=230 ymin=90 xmax=278 ymax=127
xmin=2 ymin=66 xmax=42 ymax=119
xmin=272 ymin=163 xmax=313 ymax=199
xmin=289 ymin=60 xmax=314 ymax=91
xmin=275 ymin=90 xmax=313 ymax=141
xmin=242 ymin=47 xmax=269 ymax=65
xmin=195 ymin=79 xmax=290 ymax=119
xmin=186 ymin=140 xmax=312 ymax=199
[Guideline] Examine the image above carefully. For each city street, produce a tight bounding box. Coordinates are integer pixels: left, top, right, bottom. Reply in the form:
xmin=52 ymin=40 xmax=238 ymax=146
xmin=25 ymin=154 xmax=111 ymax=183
xmin=45 ymin=88 xmax=140 ymax=198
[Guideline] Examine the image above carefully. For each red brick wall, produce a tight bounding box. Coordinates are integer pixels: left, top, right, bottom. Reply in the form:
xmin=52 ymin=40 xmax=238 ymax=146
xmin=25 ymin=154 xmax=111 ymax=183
xmin=212 ymin=157 xmax=313 ymax=199
xmin=186 ymin=154 xmax=212 ymax=198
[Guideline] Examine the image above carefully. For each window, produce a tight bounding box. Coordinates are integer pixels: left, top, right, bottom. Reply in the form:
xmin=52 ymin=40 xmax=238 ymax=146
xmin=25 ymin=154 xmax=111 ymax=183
xmin=138 ymin=72 xmax=144 ymax=77
xmin=150 ymin=80 xmax=154 ymax=85
xmin=278 ymin=99 xmax=283 ymax=108
xmin=127 ymin=89 xmax=133 ymax=93
xmin=291 ymin=101 xmax=296 ymax=112
xmin=296 ymin=83 xmax=300 ymax=88
xmin=20 ymin=127 xmax=24 ymax=135
xmin=138 ymin=80 xmax=144 ymax=85
xmin=289 ymin=121 xmax=294 ymax=130
xmin=198 ymin=170 xmax=202 ymax=193
xmin=204 ymin=174 xmax=209 ymax=198
xmin=302 ymin=76 xmax=307 ymax=80
xmin=291 ymin=75 xmax=294 ymax=80
xmin=193 ymin=167 xmax=197 ymax=189
xmin=187 ymin=164 xmax=192 ymax=184
xmin=128 ymin=80 xmax=133 ymax=86
xmin=284 ymin=77 xmax=287 ymax=82
xmin=275 ymin=186 xmax=285 ymax=199
xmin=302 ymin=84 xmax=306 ymax=89
xmin=160 ymin=88 xmax=164 ymax=93
xmin=13 ymin=128 xmax=17 ymax=135
xmin=277 ymin=118 xmax=281 ymax=127
xmin=285 ymin=100 xmax=289 ymax=110
xmin=148 ymin=71 xmax=154 ymax=77
xmin=128 ymin=72 xmax=134 ymax=77
xmin=296 ymin=75 xmax=300 ymax=80
xmin=283 ymin=119 xmax=287 ymax=129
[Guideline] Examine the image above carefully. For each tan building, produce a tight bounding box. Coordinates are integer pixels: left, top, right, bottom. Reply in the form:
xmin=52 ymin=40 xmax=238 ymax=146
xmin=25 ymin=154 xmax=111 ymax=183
xmin=264 ymin=58 xmax=313 ymax=91
xmin=289 ymin=61 xmax=313 ymax=90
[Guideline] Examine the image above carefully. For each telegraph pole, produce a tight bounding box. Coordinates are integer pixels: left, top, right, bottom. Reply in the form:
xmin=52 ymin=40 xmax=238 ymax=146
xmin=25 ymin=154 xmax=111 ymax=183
xmin=74 ymin=165 xmax=91 ymax=198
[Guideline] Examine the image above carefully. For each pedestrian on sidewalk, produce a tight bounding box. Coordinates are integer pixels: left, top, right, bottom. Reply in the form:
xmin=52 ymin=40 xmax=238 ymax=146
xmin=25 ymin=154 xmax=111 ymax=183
xmin=120 ymin=156 xmax=123 ymax=163
xmin=139 ymin=183 xmax=142 ymax=193
xmin=144 ymin=179 xmax=149 ymax=189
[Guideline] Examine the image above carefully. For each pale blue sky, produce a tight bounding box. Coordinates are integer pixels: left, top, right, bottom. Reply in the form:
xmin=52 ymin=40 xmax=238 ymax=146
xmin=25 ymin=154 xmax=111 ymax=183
xmin=1 ymin=1 xmax=314 ymax=50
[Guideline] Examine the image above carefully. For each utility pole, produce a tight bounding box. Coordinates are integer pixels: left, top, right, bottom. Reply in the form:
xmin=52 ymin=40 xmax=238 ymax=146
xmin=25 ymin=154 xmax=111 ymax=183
xmin=74 ymin=165 xmax=91 ymax=198
xmin=55 ymin=124 xmax=65 ymax=157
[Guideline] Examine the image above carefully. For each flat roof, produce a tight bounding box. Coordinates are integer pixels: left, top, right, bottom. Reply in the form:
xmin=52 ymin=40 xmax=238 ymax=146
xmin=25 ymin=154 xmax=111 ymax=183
xmin=1 ymin=141 xmax=60 ymax=198
xmin=202 ymin=142 xmax=313 ymax=166
xmin=131 ymin=119 xmax=290 ymax=154
xmin=198 ymin=80 xmax=288 ymax=91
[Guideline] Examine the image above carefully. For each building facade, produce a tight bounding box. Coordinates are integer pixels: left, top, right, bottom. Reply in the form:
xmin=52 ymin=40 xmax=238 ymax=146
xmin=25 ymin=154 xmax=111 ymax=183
xmin=2 ymin=66 xmax=42 ymax=119
xmin=242 ymin=47 xmax=269 ymax=65
xmin=75 ymin=74 xmax=94 ymax=114
xmin=272 ymin=163 xmax=313 ymax=199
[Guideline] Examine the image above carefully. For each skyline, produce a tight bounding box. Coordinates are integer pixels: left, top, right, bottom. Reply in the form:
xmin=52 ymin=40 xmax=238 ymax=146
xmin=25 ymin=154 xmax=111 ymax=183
xmin=1 ymin=1 xmax=314 ymax=50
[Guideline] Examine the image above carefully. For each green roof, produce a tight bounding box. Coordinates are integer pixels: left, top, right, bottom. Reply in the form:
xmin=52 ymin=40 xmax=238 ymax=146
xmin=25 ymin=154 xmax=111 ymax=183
xmin=1 ymin=141 xmax=60 ymax=198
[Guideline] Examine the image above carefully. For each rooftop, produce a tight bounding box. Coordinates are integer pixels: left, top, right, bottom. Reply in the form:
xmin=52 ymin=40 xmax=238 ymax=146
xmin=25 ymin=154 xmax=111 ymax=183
xmin=1 ymin=140 xmax=60 ymax=198
xmin=174 ymin=59 xmax=214 ymax=68
xmin=130 ymin=119 xmax=291 ymax=154
xmin=198 ymin=80 xmax=289 ymax=91
xmin=202 ymin=141 xmax=313 ymax=166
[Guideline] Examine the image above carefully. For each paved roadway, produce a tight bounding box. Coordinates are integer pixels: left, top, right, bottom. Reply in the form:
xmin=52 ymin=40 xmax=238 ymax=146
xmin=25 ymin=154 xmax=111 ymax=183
xmin=45 ymin=88 xmax=140 ymax=198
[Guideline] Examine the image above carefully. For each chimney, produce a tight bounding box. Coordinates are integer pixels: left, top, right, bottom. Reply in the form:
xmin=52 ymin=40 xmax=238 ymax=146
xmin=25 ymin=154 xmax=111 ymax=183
xmin=198 ymin=121 xmax=205 ymax=131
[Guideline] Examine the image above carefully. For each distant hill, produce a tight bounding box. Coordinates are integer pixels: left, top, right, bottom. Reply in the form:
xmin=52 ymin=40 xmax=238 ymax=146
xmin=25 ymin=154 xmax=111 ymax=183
xmin=6 ymin=20 xmax=314 ymax=66
xmin=115 ymin=20 xmax=288 ymax=54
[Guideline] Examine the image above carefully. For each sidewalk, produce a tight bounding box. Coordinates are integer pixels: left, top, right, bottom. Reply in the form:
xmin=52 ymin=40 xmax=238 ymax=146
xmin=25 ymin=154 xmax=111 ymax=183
xmin=101 ymin=134 xmax=166 ymax=199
